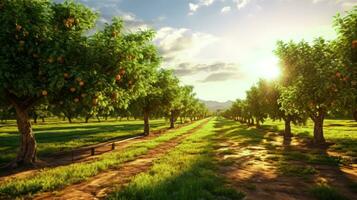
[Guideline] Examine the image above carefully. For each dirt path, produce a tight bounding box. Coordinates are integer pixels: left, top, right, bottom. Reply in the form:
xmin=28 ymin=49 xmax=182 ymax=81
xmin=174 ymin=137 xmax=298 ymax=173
xmin=0 ymin=122 xmax=193 ymax=182
xmin=33 ymin=119 xmax=210 ymax=200
xmin=215 ymin=129 xmax=357 ymax=200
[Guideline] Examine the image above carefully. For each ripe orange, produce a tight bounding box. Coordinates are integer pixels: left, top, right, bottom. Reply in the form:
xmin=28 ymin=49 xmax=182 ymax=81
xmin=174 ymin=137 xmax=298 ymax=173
xmin=16 ymin=24 xmax=22 ymax=31
xmin=335 ymin=72 xmax=341 ymax=78
xmin=115 ymin=74 xmax=121 ymax=81
xmin=64 ymin=73 xmax=69 ymax=78
xmin=70 ymin=87 xmax=76 ymax=92
xmin=74 ymin=98 xmax=79 ymax=103
xmin=42 ymin=90 xmax=48 ymax=96
xmin=79 ymin=81 xmax=85 ymax=86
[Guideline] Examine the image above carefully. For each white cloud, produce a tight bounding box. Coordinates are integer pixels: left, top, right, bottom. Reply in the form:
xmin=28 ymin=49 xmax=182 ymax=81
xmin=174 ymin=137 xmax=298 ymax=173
xmin=154 ymin=27 xmax=219 ymax=63
xmin=188 ymin=0 xmax=216 ymax=14
xmin=221 ymin=6 xmax=231 ymax=13
xmin=233 ymin=0 xmax=251 ymax=10
xmin=189 ymin=3 xmax=199 ymax=11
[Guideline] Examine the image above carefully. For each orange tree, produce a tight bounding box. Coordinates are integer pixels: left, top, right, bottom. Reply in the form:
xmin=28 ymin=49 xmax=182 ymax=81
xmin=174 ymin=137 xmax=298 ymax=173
xmin=0 ymin=0 xmax=159 ymax=166
xmin=334 ymin=7 xmax=357 ymax=121
xmin=275 ymin=38 xmax=352 ymax=145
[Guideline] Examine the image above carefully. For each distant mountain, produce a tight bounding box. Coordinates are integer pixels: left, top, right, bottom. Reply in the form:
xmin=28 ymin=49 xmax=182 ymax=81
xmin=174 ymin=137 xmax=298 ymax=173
xmin=200 ymin=100 xmax=233 ymax=112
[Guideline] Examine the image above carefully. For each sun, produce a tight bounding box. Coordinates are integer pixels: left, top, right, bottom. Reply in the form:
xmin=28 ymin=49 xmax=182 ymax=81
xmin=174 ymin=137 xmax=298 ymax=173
xmin=258 ymin=58 xmax=281 ymax=80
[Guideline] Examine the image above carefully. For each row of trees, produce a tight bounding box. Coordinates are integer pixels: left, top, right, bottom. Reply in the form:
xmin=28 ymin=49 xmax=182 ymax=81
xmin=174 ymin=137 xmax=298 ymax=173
xmin=223 ymin=7 xmax=357 ymax=145
xmin=0 ymin=0 xmax=207 ymax=166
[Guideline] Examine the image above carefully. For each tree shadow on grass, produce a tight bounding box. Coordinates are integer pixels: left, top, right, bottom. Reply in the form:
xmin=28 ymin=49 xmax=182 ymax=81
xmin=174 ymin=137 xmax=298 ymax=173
xmin=215 ymin=118 xmax=357 ymax=200
xmin=0 ymin=122 xmax=166 ymax=166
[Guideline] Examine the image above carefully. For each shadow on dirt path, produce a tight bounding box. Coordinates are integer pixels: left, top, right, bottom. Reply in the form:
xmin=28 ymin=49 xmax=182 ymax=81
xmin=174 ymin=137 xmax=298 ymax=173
xmin=214 ymin=118 xmax=357 ymax=200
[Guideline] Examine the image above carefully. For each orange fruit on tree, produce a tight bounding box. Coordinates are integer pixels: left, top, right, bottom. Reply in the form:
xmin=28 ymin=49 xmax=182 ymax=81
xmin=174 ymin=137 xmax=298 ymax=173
xmin=115 ymin=74 xmax=121 ymax=81
xmin=64 ymin=72 xmax=69 ymax=78
xmin=41 ymin=90 xmax=48 ymax=96
xmin=70 ymin=87 xmax=76 ymax=93
xmin=16 ymin=24 xmax=22 ymax=31
xmin=79 ymin=81 xmax=85 ymax=86
xmin=74 ymin=98 xmax=79 ymax=103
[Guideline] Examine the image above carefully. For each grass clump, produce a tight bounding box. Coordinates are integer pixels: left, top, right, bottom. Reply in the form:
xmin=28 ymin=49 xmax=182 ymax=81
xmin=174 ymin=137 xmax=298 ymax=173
xmin=310 ymin=184 xmax=349 ymax=200
xmin=278 ymin=162 xmax=316 ymax=177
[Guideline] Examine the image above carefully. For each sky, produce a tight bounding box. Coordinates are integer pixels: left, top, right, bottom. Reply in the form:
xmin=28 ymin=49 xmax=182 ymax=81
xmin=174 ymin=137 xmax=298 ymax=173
xmin=60 ymin=0 xmax=356 ymax=102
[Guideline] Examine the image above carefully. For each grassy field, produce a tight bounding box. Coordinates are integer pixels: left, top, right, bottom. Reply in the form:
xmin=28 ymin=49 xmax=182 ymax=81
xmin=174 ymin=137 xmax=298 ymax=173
xmin=0 ymin=119 xmax=205 ymax=199
xmin=0 ymin=119 xmax=168 ymax=165
xmin=108 ymin=119 xmax=244 ymax=200
xmin=214 ymin=117 xmax=356 ymax=200
xmin=260 ymin=119 xmax=357 ymax=157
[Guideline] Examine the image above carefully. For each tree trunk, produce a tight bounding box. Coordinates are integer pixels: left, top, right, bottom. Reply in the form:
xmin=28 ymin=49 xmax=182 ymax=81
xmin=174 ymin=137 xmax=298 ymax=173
xmin=14 ymin=106 xmax=37 ymax=165
xmin=68 ymin=117 xmax=72 ymax=123
xmin=85 ymin=116 xmax=90 ymax=123
xmin=312 ymin=114 xmax=326 ymax=145
xmin=170 ymin=111 xmax=175 ymax=129
xmin=41 ymin=117 xmax=45 ymax=123
xmin=255 ymin=118 xmax=260 ymax=128
xmin=353 ymin=110 xmax=357 ymax=122
xmin=143 ymin=110 xmax=150 ymax=135
xmin=284 ymin=118 xmax=292 ymax=140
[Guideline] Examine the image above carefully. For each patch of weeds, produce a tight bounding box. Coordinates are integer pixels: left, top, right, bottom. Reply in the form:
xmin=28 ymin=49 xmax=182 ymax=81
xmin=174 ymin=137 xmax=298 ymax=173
xmin=282 ymin=151 xmax=309 ymax=161
xmin=278 ymin=162 xmax=316 ymax=177
xmin=307 ymin=155 xmax=342 ymax=166
xmin=310 ymin=184 xmax=349 ymax=200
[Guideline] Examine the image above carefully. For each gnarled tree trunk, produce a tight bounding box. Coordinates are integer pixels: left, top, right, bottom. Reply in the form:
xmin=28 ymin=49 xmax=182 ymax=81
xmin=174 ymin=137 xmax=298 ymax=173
xmin=14 ymin=106 xmax=37 ymax=165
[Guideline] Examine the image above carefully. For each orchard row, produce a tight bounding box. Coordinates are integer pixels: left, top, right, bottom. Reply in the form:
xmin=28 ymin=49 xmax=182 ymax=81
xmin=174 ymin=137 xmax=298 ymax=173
xmin=223 ymin=7 xmax=357 ymax=145
xmin=0 ymin=0 xmax=208 ymax=167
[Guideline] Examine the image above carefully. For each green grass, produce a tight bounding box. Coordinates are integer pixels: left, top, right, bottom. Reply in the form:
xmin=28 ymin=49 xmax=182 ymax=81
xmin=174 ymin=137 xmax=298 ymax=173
xmin=0 ymin=119 xmax=206 ymax=199
xmin=310 ymin=184 xmax=349 ymax=200
xmin=261 ymin=119 xmax=357 ymax=157
xmin=0 ymin=118 xmax=168 ymax=165
xmin=277 ymin=162 xmax=316 ymax=177
xmin=107 ymin=119 xmax=245 ymax=200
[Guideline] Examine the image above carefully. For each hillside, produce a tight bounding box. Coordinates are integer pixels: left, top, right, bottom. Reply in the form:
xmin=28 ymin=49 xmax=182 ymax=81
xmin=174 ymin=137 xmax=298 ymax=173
xmin=200 ymin=100 xmax=233 ymax=112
